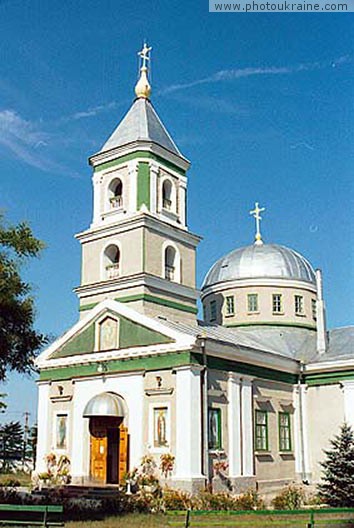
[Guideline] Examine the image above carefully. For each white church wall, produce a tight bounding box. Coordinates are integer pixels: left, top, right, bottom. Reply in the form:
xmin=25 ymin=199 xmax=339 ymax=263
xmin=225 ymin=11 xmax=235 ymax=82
xmin=68 ymin=372 xmax=144 ymax=482
xmin=307 ymin=383 xmax=344 ymax=482
xmin=35 ymin=383 xmax=51 ymax=474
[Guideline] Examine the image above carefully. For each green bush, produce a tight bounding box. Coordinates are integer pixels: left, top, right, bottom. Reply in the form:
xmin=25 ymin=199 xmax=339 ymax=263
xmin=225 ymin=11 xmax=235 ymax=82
xmin=162 ymin=488 xmax=193 ymax=511
xmin=234 ymin=489 xmax=265 ymax=510
xmin=0 ymin=478 xmax=21 ymax=488
xmin=197 ymin=491 xmax=237 ymax=511
xmin=272 ymin=484 xmax=305 ymax=510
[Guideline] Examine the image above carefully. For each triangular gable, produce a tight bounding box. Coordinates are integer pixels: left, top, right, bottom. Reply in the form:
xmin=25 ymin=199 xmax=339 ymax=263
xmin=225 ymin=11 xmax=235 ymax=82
xmin=36 ymin=299 xmax=194 ymax=366
xmin=49 ymin=311 xmax=173 ymax=360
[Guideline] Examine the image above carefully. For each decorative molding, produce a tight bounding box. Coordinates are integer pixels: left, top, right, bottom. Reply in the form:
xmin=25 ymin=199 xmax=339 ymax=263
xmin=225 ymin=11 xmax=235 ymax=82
xmin=145 ymin=388 xmax=174 ymax=396
xmin=79 ymin=293 xmax=198 ymax=315
xmin=50 ymin=395 xmax=73 ymax=403
xmin=90 ymin=149 xmax=188 ymax=176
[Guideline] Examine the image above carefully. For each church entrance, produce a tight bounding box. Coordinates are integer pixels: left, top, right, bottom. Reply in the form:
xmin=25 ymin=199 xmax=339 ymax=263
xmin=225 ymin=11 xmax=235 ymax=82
xmin=83 ymin=392 xmax=129 ymax=485
xmin=89 ymin=417 xmax=128 ymax=484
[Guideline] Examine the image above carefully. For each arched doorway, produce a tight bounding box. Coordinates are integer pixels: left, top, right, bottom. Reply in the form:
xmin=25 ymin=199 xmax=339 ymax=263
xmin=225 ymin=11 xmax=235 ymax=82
xmin=83 ymin=392 xmax=128 ymax=485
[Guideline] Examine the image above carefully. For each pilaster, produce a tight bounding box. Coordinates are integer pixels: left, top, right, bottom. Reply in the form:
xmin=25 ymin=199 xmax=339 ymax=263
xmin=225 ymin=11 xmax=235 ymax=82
xmin=228 ymin=373 xmax=242 ymax=477
xmin=173 ymin=365 xmax=206 ymax=486
xmin=241 ymin=376 xmax=254 ymax=476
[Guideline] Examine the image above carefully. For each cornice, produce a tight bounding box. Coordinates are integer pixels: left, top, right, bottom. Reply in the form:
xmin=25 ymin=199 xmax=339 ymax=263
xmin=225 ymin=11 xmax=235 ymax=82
xmin=75 ymin=213 xmax=201 ymax=246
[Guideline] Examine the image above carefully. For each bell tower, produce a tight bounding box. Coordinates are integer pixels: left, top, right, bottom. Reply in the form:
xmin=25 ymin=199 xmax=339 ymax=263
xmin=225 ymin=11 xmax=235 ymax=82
xmin=75 ymin=44 xmax=201 ymax=323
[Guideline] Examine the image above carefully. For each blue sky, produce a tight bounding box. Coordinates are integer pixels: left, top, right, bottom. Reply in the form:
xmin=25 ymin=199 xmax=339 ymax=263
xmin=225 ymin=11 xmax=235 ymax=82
xmin=0 ymin=1 xmax=353 ymax=424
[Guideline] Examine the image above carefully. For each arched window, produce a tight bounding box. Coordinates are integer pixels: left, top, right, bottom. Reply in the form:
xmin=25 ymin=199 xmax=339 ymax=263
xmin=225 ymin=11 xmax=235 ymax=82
xmin=162 ymin=180 xmax=173 ymax=211
xmin=104 ymin=244 xmax=120 ymax=279
xmin=164 ymin=246 xmax=176 ymax=281
xmin=109 ymin=178 xmax=123 ymax=209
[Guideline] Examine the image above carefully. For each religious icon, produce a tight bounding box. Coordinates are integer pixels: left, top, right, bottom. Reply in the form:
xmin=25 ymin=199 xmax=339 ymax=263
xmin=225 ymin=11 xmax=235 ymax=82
xmin=56 ymin=414 xmax=67 ymax=450
xmin=154 ymin=407 xmax=168 ymax=447
xmin=208 ymin=409 xmax=221 ymax=450
xmin=99 ymin=317 xmax=118 ymax=351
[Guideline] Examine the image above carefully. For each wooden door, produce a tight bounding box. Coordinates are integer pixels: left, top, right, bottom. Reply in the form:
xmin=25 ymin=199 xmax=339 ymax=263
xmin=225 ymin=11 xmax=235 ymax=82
xmin=90 ymin=434 xmax=107 ymax=483
xmin=119 ymin=424 xmax=128 ymax=483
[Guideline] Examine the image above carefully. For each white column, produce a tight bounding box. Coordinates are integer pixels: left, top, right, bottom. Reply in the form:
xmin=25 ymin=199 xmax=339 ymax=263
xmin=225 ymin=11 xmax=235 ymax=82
xmin=128 ymin=160 xmax=138 ymax=213
xmin=35 ymin=383 xmax=50 ymax=473
xmin=179 ymin=182 xmax=187 ymax=227
xmin=316 ymin=269 xmax=327 ymax=355
xmin=241 ymin=377 xmax=254 ymax=476
xmin=293 ymin=384 xmax=311 ymax=479
xmin=228 ymin=373 xmax=242 ymax=477
xmin=149 ymin=163 xmax=159 ymax=215
xmin=91 ymin=174 xmax=102 ymax=226
xmin=174 ymin=366 xmax=205 ymax=480
xmin=343 ymin=381 xmax=354 ymax=429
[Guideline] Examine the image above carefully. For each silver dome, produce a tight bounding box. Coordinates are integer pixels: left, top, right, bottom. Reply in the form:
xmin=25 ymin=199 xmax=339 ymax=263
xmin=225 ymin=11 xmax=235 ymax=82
xmin=202 ymin=243 xmax=316 ymax=289
xmin=83 ymin=392 xmax=126 ymax=418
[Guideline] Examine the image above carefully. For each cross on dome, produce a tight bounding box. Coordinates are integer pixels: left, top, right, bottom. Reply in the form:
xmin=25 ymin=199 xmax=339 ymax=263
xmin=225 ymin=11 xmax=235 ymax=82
xmin=250 ymin=202 xmax=265 ymax=246
xmin=135 ymin=42 xmax=152 ymax=99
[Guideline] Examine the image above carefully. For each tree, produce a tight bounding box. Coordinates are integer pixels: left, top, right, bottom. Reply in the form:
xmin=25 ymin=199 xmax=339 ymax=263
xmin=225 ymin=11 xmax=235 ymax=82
xmin=0 ymin=421 xmax=24 ymax=472
xmin=318 ymin=422 xmax=354 ymax=507
xmin=0 ymin=215 xmax=47 ymax=380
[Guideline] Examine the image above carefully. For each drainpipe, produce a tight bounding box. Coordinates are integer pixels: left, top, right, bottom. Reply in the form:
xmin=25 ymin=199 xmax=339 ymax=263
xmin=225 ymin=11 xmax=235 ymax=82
xmin=298 ymin=362 xmax=308 ymax=483
xmin=198 ymin=335 xmax=209 ymax=488
xmin=316 ymin=269 xmax=327 ymax=355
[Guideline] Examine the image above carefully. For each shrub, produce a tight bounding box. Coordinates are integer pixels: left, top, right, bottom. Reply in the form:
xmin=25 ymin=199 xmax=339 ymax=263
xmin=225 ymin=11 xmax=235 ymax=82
xmin=272 ymin=484 xmax=305 ymax=510
xmin=234 ymin=489 xmax=265 ymax=510
xmin=198 ymin=491 xmax=237 ymax=511
xmin=162 ymin=488 xmax=194 ymax=511
xmin=0 ymin=478 xmax=21 ymax=488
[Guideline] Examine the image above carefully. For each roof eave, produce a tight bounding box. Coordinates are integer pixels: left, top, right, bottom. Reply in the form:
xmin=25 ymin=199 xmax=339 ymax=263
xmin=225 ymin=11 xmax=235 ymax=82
xmin=88 ymin=140 xmax=190 ymax=172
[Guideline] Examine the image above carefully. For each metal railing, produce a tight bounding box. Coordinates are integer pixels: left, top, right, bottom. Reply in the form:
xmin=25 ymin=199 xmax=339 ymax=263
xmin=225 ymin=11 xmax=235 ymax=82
xmin=167 ymin=508 xmax=354 ymax=527
xmin=105 ymin=263 xmax=119 ymax=279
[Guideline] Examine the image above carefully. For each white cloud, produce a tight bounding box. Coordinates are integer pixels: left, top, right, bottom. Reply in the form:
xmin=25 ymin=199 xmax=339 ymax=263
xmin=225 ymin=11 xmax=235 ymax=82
xmin=0 ymin=110 xmax=79 ymax=176
xmin=158 ymin=57 xmax=351 ymax=95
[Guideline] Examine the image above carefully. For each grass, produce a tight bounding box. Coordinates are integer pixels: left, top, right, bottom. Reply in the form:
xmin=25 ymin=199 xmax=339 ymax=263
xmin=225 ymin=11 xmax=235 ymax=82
xmin=67 ymin=514 xmax=169 ymax=528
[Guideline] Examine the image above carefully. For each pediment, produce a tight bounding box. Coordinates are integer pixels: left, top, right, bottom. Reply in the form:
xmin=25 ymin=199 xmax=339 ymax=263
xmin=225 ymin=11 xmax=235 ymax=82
xmin=37 ymin=300 xmax=190 ymax=365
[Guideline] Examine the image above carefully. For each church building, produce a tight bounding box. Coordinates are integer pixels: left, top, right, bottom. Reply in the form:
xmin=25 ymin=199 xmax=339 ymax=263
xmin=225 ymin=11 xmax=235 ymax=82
xmin=35 ymin=44 xmax=354 ymax=494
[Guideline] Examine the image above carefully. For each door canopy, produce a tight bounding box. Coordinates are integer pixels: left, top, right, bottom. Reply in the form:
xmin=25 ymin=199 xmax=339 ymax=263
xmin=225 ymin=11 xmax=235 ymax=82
xmin=83 ymin=392 xmax=126 ymax=418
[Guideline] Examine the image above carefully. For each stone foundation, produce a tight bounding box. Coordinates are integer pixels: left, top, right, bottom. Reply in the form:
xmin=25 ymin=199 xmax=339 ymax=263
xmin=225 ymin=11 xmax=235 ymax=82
xmin=169 ymin=477 xmax=207 ymax=494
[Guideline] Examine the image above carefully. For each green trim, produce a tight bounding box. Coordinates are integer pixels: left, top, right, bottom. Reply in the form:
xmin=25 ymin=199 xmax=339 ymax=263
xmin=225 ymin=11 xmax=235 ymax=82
xmin=39 ymin=351 xmax=197 ymax=382
xmin=79 ymin=294 xmax=198 ymax=315
xmin=255 ymin=409 xmax=268 ymax=451
xmin=225 ymin=321 xmax=316 ymax=331
xmin=117 ymin=294 xmax=198 ymax=314
xmin=40 ymin=350 xmax=297 ymax=384
xmin=79 ymin=302 xmax=97 ymax=312
xmin=204 ymin=354 xmax=298 ymax=384
xmin=93 ymin=151 xmax=186 ymax=176
xmin=305 ymin=370 xmax=354 ymax=386
xmin=137 ymin=162 xmax=150 ymax=210
xmin=278 ymin=411 xmax=292 ymax=452
xmin=208 ymin=408 xmax=222 ymax=450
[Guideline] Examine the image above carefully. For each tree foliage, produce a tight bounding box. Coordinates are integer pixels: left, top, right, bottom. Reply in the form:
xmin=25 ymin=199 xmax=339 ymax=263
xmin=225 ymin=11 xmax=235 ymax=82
xmin=0 ymin=421 xmax=24 ymax=472
xmin=318 ymin=422 xmax=354 ymax=507
xmin=0 ymin=214 xmax=46 ymax=380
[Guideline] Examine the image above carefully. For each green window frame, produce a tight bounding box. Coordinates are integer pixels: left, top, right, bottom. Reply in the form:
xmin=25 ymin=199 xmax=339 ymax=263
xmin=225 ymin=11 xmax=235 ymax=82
xmin=248 ymin=293 xmax=258 ymax=313
xmin=295 ymin=295 xmax=304 ymax=315
xmin=255 ymin=410 xmax=268 ymax=451
xmin=226 ymin=295 xmax=235 ymax=316
xmin=208 ymin=408 xmax=222 ymax=450
xmin=312 ymin=299 xmax=317 ymax=321
xmin=272 ymin=293 xmax=282 ymax=314
xmin=210 ymin=300 xmax=217 ymax=321
xmin=279 ymin=412 xmax=292 ymax=452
